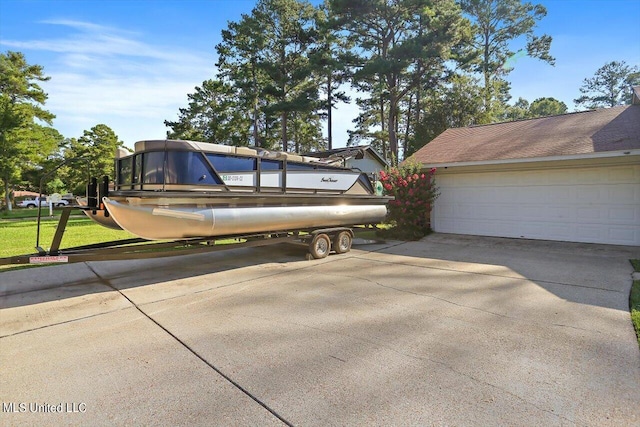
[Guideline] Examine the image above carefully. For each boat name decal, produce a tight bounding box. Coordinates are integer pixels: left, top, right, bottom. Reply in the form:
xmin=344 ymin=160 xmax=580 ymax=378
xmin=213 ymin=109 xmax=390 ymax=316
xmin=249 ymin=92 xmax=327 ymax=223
xmin=321 ymin=177 xmax=338 ymax=183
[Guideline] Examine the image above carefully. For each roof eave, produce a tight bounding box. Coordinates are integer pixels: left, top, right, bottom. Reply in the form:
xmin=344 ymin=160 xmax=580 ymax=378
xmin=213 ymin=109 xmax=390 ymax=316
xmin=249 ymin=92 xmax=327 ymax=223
xmin=420 ymin=149 xmax=640 ymax=169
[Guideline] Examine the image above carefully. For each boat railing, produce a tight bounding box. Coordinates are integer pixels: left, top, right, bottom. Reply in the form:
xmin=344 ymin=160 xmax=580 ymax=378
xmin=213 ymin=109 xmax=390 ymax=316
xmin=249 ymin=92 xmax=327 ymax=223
xmin=112 ymin=141 xmax=374 ymax=195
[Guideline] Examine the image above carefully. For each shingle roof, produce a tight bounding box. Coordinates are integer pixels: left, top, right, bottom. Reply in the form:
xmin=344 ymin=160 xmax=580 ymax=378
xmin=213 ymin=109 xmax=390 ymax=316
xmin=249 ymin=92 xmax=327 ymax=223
xmin=412 ymin=105 xmax=640 ymax=165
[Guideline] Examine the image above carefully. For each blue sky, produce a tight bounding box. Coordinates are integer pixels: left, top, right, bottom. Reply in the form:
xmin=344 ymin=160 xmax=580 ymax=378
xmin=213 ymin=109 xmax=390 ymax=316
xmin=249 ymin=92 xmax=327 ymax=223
xmin=1 ymin=0 xmax=639 ymax=149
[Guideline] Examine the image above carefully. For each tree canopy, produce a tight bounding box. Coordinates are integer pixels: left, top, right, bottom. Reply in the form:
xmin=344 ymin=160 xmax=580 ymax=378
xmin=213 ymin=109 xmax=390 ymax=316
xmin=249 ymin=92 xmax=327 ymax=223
xmin=330 ymin=0 xmax=468 ymax=161
xmin=60 ymin=124 xmax=124 ymax=195
xmin=460 ymin=0 xmax=554 ymax=122
xmin=0 ymin=51 xmax=59 ymax=210
xmin=167 ymin=0 xmax=561 ymax=163
xmin=528 ymin=97 xmax=567 ymax=117
xmin=574 ymin=60 xmax=640 ymax=109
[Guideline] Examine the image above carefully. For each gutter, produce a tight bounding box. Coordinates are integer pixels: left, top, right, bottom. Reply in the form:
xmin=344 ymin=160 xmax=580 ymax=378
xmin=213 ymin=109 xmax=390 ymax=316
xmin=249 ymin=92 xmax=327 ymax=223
xmin=421 ymin=149 xmax=640 ymax=170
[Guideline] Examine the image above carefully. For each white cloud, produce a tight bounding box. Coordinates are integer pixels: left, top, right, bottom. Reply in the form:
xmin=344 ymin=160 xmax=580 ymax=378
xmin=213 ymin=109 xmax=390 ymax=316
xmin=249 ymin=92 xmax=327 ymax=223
xmin=1 ymin=19 xmax=214 ymax=147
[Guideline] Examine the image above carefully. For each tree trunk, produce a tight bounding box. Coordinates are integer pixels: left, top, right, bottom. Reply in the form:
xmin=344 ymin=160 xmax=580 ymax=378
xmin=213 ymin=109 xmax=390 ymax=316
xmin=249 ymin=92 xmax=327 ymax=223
xmin=251 ymin=57 xmax=260 ymax=147
xmin=293 ymin=112 xmax=299 ymax=153
xmin=327 ymin=73 xmax=333 ymax=150
xmin=404 ymin=94 xmax=413 ymax=153
xmin=388 ymin=92 xmax=398 ymax=165
xmin=253 ymin=101 xmax=259 ymax=147
xmin=3 ymin=179 xmax=12 ymax=211
xmin=483 ymin=29 xmax=491 ymax=113
xmin=281 ymin=112 xmax=288 ymax=152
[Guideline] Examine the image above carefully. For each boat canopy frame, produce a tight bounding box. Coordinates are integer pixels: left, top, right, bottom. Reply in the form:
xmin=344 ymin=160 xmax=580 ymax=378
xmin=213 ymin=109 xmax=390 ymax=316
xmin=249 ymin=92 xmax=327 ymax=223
xmin=112 ymin=140 xmax=375 ymax=195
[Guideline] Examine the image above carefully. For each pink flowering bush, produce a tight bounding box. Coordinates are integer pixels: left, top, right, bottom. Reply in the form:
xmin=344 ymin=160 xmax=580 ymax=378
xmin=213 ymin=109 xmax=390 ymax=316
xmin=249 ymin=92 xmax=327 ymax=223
xmin=378 ymin=158 xmax=439 ymax=240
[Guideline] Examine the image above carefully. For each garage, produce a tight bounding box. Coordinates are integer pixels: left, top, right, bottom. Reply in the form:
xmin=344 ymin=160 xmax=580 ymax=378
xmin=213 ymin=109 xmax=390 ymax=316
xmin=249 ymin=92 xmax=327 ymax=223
xmin=412 ymin=99 xmax=640 ymax=246
xmin=433 ymin=161 xmax=640 ymax=246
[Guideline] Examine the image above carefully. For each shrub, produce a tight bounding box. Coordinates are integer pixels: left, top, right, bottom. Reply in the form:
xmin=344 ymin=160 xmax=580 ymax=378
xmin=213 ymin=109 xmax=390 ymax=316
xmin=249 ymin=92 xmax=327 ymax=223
xmin=378 ymin=158 xmax=439 ymax=240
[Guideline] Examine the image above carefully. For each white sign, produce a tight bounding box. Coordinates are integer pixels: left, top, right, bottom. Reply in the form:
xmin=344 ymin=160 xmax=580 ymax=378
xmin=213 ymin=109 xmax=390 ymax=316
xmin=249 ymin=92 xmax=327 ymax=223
xmin=29 ymin=256 xmax=69 ymax=264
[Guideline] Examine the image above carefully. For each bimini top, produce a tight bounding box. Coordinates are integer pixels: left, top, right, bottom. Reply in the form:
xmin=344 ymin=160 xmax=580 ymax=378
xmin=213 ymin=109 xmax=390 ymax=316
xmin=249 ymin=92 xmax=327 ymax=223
xmin=124 ymin=139 xmax=339 ymax=166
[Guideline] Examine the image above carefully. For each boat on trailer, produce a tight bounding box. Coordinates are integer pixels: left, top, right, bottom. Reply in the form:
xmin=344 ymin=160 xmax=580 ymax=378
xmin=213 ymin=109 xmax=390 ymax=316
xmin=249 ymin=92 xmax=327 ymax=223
xmin=81 ymin=140 xmax=391 ymax=244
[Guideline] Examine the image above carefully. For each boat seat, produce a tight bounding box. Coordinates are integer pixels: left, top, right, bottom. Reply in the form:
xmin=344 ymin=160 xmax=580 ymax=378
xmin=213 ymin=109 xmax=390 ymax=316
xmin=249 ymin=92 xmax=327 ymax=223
xmin=195 ymin=142 xmax=234 ymax=154
xmin=283 ymin=153 xmax=303 ymax=162
xmin=235 ymin=146 xmax=258 ymax=156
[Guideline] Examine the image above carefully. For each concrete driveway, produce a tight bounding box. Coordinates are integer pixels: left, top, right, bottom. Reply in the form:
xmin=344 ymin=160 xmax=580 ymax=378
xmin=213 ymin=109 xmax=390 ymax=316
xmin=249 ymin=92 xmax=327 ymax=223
xmin=1 ymin=234 xmax=639 ymax=426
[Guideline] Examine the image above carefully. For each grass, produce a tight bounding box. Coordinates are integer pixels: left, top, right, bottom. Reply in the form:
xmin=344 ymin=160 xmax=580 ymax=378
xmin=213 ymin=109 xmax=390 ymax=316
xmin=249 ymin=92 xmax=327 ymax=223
xmin=0 ymin=216 xmax=241 ymax=271
xmin=0 ymin=214 xmax=329 ymax=269
xmin=0 ymin=207 xmax=83 ymax=220
xmin=0 ymin=217 xmax=137 ymax=259
xmin=630 ymin=260 xmax=640 ymax=347
xmin=0 ymin=220 xmax=393 ymax=260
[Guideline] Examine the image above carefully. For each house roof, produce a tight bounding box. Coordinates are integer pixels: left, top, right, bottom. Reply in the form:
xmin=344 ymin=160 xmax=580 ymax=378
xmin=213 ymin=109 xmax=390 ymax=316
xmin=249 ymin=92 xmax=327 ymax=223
xmin=412 ymin=105 xmax=640 ymax=166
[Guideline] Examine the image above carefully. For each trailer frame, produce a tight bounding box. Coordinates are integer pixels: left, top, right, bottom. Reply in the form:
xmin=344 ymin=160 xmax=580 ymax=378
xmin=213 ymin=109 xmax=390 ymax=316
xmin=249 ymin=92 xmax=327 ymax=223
xmin=0 ymin=206 xmax=358 ymax=266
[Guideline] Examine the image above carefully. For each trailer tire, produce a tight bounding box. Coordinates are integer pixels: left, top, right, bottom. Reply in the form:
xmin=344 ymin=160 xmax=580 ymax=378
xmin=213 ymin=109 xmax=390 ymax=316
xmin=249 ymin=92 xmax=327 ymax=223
xmin=333 ymin=231 xmax=352 ymax=254
xmin=309 ymin=233 xmax=331 ymax=259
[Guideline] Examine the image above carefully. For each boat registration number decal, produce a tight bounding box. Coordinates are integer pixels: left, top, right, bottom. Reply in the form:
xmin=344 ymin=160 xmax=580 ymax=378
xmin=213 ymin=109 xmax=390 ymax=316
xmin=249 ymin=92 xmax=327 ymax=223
xmin=29 ymin=256 xmax=69 ymax=264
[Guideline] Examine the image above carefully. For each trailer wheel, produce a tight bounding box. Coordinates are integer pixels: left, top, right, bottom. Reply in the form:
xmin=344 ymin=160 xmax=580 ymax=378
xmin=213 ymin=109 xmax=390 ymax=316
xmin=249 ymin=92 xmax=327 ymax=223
xmin=309 ymin=233 xmax=331 ymax=259
xmin=333 ymin=231 xmax=352 ymax=254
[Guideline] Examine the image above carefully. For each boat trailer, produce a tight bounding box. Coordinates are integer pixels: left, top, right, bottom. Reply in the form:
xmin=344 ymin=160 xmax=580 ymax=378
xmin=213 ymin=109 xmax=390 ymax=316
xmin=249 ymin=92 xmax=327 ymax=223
xmin=0 ymin=206 xmax=359 ymax=267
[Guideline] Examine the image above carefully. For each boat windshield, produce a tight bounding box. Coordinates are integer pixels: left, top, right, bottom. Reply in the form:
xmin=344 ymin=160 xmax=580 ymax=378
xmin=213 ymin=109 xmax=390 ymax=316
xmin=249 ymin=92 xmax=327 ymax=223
xmin=166 ymin=152 xmax=221 ymax=184
xmin=116 ymin=151 xmax=223 ymax=188
xmin=206 ymin=154 xmax=256 ymax=172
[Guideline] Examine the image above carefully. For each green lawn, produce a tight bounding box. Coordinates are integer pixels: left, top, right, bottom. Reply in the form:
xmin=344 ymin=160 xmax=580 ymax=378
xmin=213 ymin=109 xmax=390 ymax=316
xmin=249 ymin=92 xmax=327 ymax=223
xmin=0 ymin=217 xmax=136 ymax=258
xmin=0 ymin=215 xmax=389 ymax=270
xmin=0 ymin=207 xmax=77 ymax=220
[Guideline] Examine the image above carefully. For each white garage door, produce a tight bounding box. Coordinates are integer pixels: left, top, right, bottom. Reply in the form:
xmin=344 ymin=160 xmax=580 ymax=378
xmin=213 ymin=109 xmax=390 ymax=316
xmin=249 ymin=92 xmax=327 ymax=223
xmin=432 ymin=163 xmax=640 ymax=246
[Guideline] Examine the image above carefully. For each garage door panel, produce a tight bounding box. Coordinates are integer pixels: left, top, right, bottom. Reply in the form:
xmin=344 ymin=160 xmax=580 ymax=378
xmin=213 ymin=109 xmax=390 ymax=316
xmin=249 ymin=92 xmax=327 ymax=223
xmin=575 ymin=225 xmax=601 ymax=240
xmin=514 ymin=222 xmax=561 ymax=240
xmin=608 ymin=206 xmax=636 ymax=222
xmin=608 ymin=185 xmax=633 ymax=203
xmin=495 ymin=221 xmax=521 ymax=236
xmin=547 ymin=206 xmax=572 ymax=219
xmin=499 ymin=188 xmax=523 ymax=202
xmin=547 ymin=186 xmax=573 ymax=202
xmin=608 ymin=227 xmax=639 ymax=245
xmin=576 ymin=206 xmax=603 ymax=220
xmin=576 ymin=186 xmax=600 ymax=201
xmin=432 ymin=164 xmax=640 ymax=246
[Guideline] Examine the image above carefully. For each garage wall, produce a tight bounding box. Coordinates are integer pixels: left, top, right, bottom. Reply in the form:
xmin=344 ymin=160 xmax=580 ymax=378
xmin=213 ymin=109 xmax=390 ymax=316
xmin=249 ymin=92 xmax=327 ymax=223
xmin=432 ymin=163 xmax=640 ymax=246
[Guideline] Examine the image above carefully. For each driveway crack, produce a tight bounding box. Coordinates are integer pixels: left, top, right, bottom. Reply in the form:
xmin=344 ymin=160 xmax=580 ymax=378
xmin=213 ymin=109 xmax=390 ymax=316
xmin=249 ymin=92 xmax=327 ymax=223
xmin=230 ymin=311 xmax=575 ymax=424
xmin=332 ymin=272 xmax=598 ymax=334
xmin=356 ymin=254 xmax=628 ymax=295
xmin=85 ymin=263 xmax=292 ymax=427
